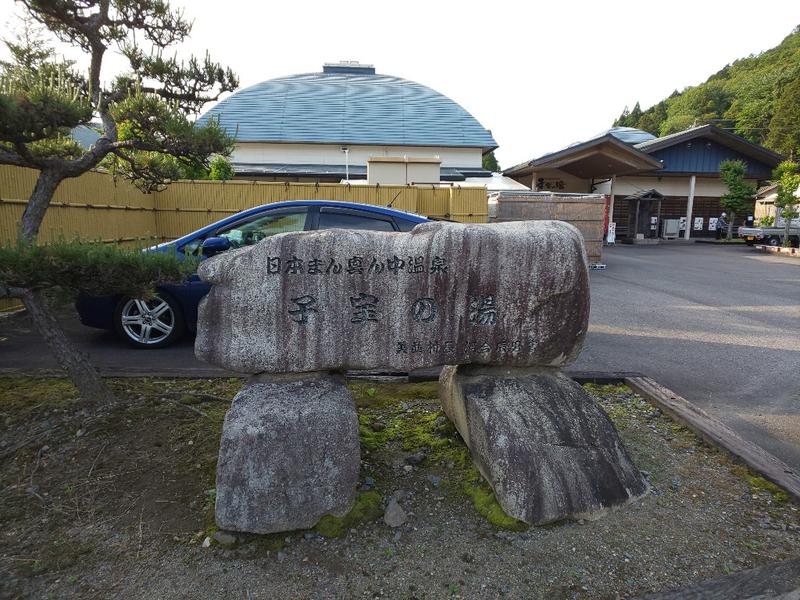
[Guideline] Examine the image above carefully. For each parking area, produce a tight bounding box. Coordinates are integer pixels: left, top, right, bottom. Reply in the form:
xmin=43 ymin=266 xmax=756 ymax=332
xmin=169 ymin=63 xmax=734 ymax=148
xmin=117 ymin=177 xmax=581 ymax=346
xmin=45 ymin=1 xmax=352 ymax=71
xmin=2 ymin=243 xmax=799 ymax=470
xmin=574 ymin=243 xmax=800 ymax=470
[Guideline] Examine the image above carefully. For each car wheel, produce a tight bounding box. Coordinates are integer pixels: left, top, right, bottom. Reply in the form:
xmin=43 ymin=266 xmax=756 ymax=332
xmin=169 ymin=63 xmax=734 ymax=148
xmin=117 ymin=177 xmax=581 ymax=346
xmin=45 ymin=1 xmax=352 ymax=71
xmin=114 ymin=294 xmax=185 ymax=349
xmin=764 ymin=236 xmax=780 ymax=247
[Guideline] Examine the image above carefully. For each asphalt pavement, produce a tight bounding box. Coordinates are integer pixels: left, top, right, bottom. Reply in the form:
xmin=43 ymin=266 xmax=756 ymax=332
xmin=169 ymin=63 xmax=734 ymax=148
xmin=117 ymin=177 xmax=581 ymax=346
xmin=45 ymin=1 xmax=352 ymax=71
xmin=1 ymin=243 xmax=799 ymax=469
xmin=573 ymin=243 xmax=800 ymax=470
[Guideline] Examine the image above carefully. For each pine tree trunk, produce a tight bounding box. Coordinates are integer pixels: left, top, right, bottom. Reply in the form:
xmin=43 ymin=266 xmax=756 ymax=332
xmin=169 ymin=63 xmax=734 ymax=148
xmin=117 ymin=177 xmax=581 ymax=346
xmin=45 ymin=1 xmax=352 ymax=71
xmin=21 ymin=289 xmax=116 ymax=405
xmin=18 ymin=169 xmax=63 ymax=242
xmin=18 ymin=169 xmax=117 ymax=406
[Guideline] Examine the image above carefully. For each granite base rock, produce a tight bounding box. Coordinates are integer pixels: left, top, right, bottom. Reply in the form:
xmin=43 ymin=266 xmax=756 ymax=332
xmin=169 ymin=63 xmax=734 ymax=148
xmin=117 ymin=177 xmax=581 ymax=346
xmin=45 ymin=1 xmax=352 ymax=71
xmin=215 ymin=372 xmax=360 ymax=534
xmin=439 ymin=365 xmax=647 ymax=525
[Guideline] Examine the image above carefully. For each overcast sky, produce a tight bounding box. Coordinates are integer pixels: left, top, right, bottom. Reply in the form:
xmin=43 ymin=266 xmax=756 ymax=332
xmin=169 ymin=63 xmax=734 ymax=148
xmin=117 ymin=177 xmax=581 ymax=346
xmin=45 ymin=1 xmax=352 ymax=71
xmin=2 ymin=0 xmax=799 ymax=169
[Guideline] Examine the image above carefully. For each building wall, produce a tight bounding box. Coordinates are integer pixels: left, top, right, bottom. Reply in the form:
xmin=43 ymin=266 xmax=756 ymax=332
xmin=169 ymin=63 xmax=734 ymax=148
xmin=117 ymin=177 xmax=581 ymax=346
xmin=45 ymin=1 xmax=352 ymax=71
xmin=597 ymin=175 xmax=754 ymax=198
xmin=367 ymin=159 xmax=441 ymax=185
xmin=231 ymin=143 xmax=483 ymax=168
xmin=611 ymin=195 xmax=756 ymax=238
xmin=513 ymin=172 xmax=751 ymax=197
xmin=648 ymin=139 xmax=774 ymax=178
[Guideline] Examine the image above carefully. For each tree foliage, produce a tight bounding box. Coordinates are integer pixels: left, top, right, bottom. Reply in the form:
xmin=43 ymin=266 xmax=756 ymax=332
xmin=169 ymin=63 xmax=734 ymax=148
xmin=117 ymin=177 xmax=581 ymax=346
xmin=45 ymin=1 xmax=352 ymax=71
xmin=772 ymin=160 xmax=800 ymax=245
xmin=0 ymin=0 xmax=239 ymax=209
xmin=0 ymin=239 xmax=197 ymax=298
xmin=719 ymin=159 xmax=756 ymax=239
xmin=612 ymin=26 xmax=800 ymax=149
xmin=0 ymin=1 xmax=239 ymax=404
xmin=209 ymin=155 xmax=234 ymax=180
xmin=482 ymin=151 xmax=500 ymax=172
xmin=766 ymin=78 xmax=800 ymax=158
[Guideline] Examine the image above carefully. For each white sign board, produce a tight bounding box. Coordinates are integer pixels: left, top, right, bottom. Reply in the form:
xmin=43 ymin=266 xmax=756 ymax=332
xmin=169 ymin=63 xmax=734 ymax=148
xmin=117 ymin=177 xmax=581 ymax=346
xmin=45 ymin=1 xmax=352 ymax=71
xmin=708 ymin=217 xmax=718 ymax=231
xmin=693 ymin=217 xmax=704 ymax=231
xmin=606 ymin=222 xmax=616 ymax=245
xmin=679 ymin=217 xmax=687 ymax=231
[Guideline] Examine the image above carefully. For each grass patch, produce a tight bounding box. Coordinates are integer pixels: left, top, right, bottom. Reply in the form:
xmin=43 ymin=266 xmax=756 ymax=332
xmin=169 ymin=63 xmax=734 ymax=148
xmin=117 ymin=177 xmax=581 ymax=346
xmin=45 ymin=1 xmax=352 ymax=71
xmin=463 ymin=471 xmax=528 ymax=531
xmin=349 ymin=382 xmax=438 ymax=408
xmin=16 ymin=538 xmax=95 ymax=577
xmin=315 ymin=490 xmax=384 ymax=537
xmin=0 ymin=377 xmax=80 ymax=427
xmin=734 ymin=467 xmax=791 ymax=504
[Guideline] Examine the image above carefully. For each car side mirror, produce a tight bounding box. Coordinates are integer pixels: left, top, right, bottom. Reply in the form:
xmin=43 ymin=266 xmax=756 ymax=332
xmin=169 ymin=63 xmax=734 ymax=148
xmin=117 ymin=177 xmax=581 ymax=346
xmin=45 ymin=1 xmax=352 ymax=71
xmin=201 ymin=236 xmax=231 ymax=257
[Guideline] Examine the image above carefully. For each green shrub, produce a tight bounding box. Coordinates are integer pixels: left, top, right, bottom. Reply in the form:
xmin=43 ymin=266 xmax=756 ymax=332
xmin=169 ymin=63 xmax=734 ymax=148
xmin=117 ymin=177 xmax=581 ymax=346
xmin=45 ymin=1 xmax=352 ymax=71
xmin=0 ymin=238 xmax=197 ymax=298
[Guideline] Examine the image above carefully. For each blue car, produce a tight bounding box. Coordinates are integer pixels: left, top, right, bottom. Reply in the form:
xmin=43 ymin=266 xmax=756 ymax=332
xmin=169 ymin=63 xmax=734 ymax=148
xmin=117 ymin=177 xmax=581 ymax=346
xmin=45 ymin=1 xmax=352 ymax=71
xmin=77 ymin=200 xmax=430 ymax=348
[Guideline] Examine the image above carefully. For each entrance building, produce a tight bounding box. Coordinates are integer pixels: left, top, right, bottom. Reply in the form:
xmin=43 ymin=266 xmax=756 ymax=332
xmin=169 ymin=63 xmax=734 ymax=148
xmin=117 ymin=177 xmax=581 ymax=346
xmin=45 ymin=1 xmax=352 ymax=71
xmin=504 ymin=125 xmax=784 ymax=240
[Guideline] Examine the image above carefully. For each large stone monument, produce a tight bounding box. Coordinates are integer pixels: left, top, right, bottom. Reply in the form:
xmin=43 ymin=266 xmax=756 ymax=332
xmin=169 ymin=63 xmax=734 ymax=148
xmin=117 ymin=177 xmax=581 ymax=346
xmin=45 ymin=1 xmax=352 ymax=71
xmin=196 ymin=220 xmax=646 ymax=532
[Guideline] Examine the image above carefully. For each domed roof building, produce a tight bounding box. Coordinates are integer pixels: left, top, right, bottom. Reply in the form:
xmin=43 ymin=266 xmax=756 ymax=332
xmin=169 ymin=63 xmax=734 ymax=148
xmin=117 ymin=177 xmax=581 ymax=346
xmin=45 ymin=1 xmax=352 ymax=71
xmin=200 ymin=62 xmax=497 ymax=183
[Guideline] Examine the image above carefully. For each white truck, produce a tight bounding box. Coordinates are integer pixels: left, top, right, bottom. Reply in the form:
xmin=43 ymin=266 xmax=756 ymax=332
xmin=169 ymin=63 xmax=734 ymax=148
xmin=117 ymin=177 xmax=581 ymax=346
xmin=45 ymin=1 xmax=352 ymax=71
xmin=737 ymin=224 xmax=799 ymax=247
xmin=741 ymin=183 xmax=800 ymax=247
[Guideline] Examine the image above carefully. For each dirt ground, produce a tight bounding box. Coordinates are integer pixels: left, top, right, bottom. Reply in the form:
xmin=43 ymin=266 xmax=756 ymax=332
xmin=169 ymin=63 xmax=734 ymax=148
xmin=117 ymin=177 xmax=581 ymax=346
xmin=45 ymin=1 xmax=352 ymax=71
xmin=1 ymin=377 xmax=798 ymax=600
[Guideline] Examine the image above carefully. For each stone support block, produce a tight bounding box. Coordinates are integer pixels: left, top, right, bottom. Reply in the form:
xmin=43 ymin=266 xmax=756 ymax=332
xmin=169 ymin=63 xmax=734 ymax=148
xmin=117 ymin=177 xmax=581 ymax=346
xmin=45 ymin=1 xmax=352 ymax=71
xmin=215 ymin=371 xmax=360 ymax=534
xmin=440 ymin=365 xmax=647 ymax=525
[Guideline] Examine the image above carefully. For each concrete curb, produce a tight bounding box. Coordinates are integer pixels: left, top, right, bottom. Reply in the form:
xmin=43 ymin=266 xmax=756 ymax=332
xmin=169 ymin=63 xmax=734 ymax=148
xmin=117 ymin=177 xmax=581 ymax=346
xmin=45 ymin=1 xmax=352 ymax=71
xmin=625 ymin=375 xmax=800 ymax=501
xmin=754 ymin=244 xmax=800 ymax=257
xmin=635 ymin=557 xmax=800 ymax=599
xmin=693 ymin=239 xmax=746 ymax=245
xmin=0 ymin=306 xmax=26 ymax=321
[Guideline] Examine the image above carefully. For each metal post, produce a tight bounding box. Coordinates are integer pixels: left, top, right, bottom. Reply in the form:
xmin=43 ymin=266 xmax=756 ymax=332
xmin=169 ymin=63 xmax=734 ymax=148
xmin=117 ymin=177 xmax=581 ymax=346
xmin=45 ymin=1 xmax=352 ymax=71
xmin=685 ymin=175 xmax=696 ymax=240
xmin=657 ymin=198 xmax=662 ymax=238
xmin=607 ymin=175 xmax=616 ymax=243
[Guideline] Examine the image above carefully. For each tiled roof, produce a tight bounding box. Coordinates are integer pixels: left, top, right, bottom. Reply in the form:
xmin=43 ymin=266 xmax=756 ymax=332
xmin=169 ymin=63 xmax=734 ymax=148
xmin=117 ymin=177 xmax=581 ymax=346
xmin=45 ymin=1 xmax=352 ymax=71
xmin=199 ymin=70 xmax=497 ymax=150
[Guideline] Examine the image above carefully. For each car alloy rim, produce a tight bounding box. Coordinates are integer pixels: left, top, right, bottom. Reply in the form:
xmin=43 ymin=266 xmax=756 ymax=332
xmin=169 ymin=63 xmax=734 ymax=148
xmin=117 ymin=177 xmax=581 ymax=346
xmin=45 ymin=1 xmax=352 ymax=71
xmin=120 ymin=297 xmax=174 ymax=345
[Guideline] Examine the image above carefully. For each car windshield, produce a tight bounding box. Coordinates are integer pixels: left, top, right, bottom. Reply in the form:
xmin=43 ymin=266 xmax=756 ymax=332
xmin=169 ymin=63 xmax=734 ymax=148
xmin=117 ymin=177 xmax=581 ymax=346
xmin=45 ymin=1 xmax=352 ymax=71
xmin=219 ymin=211 xmax=307 ymax=248
xmin=181 ymin=210 xmax=307 ymax=255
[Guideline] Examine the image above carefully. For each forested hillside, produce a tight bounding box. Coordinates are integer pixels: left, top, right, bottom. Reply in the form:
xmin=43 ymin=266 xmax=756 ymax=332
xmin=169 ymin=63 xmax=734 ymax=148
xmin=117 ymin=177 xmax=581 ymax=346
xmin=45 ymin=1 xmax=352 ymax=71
xmin=613 ymin=26 xmax=800 ymax=158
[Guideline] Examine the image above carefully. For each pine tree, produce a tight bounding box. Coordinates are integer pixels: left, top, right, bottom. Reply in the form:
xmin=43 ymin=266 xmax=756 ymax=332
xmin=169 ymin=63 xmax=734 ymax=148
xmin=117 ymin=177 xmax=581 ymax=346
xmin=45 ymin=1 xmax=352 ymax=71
xmin=0 ymin=1 xmax=238 ymax=404
xmin=482 ymin=151 xmax=500 ymax=173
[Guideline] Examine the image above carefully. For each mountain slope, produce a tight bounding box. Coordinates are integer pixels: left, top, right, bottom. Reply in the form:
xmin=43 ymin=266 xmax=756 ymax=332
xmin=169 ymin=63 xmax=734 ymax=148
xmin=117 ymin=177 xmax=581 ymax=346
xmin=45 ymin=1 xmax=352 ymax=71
xmin=614 ymin=26 xmax=800 ymax=158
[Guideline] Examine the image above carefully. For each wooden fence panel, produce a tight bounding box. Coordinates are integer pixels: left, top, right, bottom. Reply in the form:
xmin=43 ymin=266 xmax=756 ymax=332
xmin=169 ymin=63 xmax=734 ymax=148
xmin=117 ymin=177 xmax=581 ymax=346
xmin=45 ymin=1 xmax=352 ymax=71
xmin=2 ymin=167 xmax=486 ymax=246
xmin=449 ymin=187 xmax=489 ymax=223
xmin=416 ymin=187 xmax=448 ymax=219
xmin=0 ymin=166 xmax=157 ymax=245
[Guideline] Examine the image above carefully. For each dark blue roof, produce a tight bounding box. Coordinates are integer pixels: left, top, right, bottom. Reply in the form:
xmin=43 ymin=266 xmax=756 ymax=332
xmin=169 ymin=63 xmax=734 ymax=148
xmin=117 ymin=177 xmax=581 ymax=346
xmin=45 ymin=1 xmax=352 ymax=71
xmin=199 ymin=69 xmax=497 ymax=150
xmin=634 ymin=125 xmax=782 ymax=178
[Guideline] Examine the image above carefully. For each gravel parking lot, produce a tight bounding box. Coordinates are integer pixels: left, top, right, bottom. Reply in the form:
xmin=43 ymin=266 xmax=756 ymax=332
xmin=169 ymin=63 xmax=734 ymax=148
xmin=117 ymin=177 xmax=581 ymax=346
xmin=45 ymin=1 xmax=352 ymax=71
xmin=2 ymin=378 xmax=798 ymax=599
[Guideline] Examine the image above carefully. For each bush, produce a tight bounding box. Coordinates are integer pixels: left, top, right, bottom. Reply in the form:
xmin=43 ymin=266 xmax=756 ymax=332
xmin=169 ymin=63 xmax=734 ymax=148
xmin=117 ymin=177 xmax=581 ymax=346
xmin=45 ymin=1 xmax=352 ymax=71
xmin=209 ymin=156 xmax=234 ymax=180
xmin=0 ymin=239 xmax=198 ymax=298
